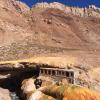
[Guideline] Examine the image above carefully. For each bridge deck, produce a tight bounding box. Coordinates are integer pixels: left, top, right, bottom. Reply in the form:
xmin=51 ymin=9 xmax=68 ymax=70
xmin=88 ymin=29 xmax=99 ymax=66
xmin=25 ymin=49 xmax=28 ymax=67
xmin=40 ymin=68 xmax=75 ymax=84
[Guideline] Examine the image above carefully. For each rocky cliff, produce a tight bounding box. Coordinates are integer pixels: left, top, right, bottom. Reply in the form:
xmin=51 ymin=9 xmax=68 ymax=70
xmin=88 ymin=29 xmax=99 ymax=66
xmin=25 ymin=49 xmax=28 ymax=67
xmin=34 ymin=2 xmax=100 ymax=18
xmin=0 ymin=0 xmax=29 ymax=13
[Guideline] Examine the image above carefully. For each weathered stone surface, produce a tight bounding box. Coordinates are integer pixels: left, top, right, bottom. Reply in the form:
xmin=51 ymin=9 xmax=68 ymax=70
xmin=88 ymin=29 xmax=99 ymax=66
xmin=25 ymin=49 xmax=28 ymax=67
xmin=0 ymin=88 xmax=11 ymax=100
xmin=22 ymin=79 xmax=100 ymax=100
xmin=21 ymin=78 xmax=36 ymax=94
xmin=21 ymin=78 xmax=55 ymax=100
xmin=42 ymin=84 xmax=100 ymax=100
xmin=0 ymin=0 xmax=32 ymax=46
xmin=28 ymin=90 xmax=56 ymax=100
xmin=0 ymin=0 xmax=30 ymax=13
xmin=34 ymin=2 xmax=100 ymax=18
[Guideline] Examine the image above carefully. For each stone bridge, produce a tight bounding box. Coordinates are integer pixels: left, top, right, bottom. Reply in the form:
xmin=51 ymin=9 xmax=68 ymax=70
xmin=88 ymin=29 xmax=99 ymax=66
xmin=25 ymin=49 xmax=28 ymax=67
xmin=40 ymin=68 xmax=78 ymax=84
xmin=0 ymin=62 xmax=79 ymax=85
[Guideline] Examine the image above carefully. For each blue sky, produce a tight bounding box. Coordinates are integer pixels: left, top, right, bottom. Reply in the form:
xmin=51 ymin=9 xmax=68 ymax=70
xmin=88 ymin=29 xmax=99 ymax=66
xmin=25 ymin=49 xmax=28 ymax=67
xmin=20 ymin=0 xmax=100 ymax=8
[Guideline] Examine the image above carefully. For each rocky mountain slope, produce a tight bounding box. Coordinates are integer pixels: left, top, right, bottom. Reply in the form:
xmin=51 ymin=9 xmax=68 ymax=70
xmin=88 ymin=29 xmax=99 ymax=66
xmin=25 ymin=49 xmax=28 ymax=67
xmin=0 ymin=1 xmax=100 ymax=66
xmin=0 ymin=0 xmax=31 ymax=46
xmin=35 ymin=2 xmax=100 ymax=18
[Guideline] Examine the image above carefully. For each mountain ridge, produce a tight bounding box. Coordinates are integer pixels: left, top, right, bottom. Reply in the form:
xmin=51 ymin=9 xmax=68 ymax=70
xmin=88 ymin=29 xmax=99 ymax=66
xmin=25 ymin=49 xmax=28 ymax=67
xmin=34 ymin=2 xmax=100 ymax=18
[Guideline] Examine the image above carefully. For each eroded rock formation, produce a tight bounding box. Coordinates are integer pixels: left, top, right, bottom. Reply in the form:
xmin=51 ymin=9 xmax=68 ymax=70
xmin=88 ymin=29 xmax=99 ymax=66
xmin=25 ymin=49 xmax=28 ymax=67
xmin=34 ymin=2 xmax=100 ymax=18
xmin=21 ymin=78 xmax=100 ymax=100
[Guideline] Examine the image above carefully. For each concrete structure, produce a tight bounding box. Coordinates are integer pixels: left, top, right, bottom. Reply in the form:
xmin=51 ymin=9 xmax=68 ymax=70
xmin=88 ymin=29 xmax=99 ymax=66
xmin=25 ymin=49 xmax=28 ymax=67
xmin=40 ymin=68 xmax=78 ymax=84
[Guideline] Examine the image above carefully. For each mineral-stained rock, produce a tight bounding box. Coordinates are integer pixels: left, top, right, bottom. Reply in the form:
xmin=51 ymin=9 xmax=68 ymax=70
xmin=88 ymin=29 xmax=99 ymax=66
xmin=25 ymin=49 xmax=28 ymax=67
xmin=25 ymin=82 xmax=100 ymax=100
xmin=29 ymin=90 xmax=56 ymax=100
xmin=42 ymin=84 xmax=100 ymax=100
xmin=21 ymin=78 xmax=55 ymax=100
xmin=21 ymin=78 xmax=36 ymax=94
xmin=29 ymin=90 xmax=44 ymax=100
